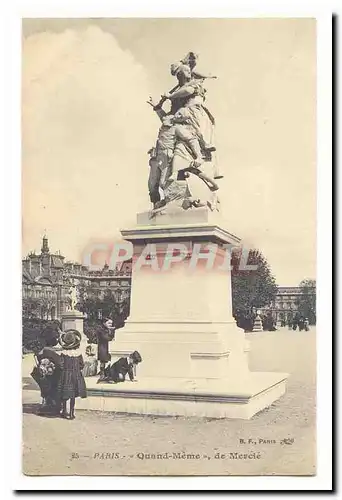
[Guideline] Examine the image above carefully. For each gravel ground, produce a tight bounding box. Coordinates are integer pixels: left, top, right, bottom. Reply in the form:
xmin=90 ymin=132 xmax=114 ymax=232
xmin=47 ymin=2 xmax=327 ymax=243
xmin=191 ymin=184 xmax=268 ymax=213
xmin=22 ymin=328 xmax=316 ymax=476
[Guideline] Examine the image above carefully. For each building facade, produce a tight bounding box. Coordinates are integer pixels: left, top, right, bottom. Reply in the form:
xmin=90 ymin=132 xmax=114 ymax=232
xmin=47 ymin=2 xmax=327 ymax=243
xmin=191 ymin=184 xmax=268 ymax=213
xmin=23 ymin=240 xmax=313 ymax=326
xmin=260 ymin=286 xmax=303 ymax=324
xmin=22 ymin=237 xmax=131 ymax=321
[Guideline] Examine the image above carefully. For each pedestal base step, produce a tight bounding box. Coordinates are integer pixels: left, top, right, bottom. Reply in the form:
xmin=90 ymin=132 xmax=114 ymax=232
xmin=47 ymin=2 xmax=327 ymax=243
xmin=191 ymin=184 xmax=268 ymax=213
xmin=77 ymin=372 xmax=288 ymax=420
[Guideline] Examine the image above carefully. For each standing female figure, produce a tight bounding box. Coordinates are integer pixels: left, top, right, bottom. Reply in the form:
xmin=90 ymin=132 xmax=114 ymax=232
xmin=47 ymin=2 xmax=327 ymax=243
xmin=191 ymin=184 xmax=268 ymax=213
xmin=33 ymin=335 xmax=62 ymax=415
xmin=58 ymin=330 xmax=87 ymax=420
xmin=96 ymin=318 xmax=115 ymax=381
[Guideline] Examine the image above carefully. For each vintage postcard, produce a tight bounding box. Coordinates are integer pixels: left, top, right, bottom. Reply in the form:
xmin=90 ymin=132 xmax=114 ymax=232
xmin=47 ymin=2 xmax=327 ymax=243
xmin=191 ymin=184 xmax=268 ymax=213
xmin=21 ymin=17 xmax=318 ymax=478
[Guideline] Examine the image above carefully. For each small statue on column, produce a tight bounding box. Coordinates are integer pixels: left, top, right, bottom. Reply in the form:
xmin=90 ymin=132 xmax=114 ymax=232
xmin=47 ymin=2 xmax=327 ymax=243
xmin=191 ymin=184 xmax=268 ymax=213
xmin=67 ymin=285 xmax=78 ymax=311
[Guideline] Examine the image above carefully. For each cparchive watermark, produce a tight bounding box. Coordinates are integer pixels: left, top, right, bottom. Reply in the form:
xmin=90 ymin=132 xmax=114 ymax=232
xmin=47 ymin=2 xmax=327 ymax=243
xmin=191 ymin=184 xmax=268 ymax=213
xmin=80 ymin=240 xmax=259 ymax=273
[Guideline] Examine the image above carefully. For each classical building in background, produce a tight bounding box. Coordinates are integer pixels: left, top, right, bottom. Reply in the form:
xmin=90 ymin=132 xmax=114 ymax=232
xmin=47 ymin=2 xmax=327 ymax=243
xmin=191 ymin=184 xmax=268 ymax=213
xmin=22 ymin=238 xmax=312 ymax=325
xmin=261 ymin=286 xmax=305 ymax=324
xmin=22 ymin=236 xmax=131 ymax=321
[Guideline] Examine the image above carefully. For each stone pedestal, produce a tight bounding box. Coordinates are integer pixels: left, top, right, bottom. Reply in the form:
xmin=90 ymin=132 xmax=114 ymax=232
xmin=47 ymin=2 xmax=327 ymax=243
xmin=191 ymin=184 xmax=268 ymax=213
xmin=61 ymin=310 xmax=85 ymax=335
xmin=98 ymin=207 xmax=287 ymax=419
xmin=253 ymin=312 xmax=264 ymax=332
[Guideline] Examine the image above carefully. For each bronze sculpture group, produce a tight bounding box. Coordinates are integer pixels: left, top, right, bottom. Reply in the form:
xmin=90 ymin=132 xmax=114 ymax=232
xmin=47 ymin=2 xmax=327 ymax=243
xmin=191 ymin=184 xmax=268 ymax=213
xmin=147 ymin=52 xmax=222 ymax=214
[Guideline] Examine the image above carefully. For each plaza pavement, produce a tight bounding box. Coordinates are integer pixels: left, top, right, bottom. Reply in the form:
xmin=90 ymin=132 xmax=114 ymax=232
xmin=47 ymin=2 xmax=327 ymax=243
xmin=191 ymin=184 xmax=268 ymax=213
xmin=22 ymin=328 xmax=316 ymax=476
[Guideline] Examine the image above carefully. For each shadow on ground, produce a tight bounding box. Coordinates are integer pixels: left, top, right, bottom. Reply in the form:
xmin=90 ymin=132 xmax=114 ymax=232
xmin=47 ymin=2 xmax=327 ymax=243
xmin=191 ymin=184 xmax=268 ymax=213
xmin=22 ymin=403 xmax=61 ymax=419
xmin=22 ymin=377 xmax=40 ymax=391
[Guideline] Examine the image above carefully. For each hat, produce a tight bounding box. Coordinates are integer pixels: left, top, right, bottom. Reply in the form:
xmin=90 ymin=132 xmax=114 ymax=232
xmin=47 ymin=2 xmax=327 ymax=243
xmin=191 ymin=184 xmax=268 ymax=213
xmin=181 ymin=51 xmax=199 ymax=68
xmin=59 ymin=329 xmax=81 ymax=350
xmin=170 ymin=61 xmax=181 ymax=75
xmin=130 ymin=351 xmax=142 ymax=364
xmin=170 ymin=61 xmax=190 ymax=76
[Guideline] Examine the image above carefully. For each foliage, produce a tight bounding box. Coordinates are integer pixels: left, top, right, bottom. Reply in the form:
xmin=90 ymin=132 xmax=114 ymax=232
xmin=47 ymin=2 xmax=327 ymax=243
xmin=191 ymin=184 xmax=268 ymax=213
xmin=231 ymin=248 xmax=278 ymax=329
xmin=22 ymin=298 xmax=41 ymax=319
xmin=83 ymin=323 xmax=99 ymax=344
xmin=22 ymin=296 xmax=56 ymax=320
xmin=22 ymin=318 xmax=59 ymax=353
xmin=39 ymin=297 xmax=56 ymax=320
xmin=77 ymin=285 xmax=130 ymax=330
xmin=22 ymin=325 xmax=44 ymax=353
xmin=296 ymin=279 xmax=316 ymax=324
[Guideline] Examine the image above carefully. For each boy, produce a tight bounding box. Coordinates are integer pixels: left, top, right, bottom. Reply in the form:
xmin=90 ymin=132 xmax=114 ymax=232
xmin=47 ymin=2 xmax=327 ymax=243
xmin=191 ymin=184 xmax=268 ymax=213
xmin=104 ymin=351 xmax=142 ymax=383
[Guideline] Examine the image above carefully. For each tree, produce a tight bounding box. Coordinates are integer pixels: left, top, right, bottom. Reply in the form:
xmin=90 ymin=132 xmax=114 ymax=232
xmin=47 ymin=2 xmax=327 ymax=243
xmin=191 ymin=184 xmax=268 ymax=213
xmin=296 ymin=279 xmax=316 ymax=325
xmin=101 ymin=289 xmax=117 ymax=320
xmin=77 ymin=284 xmax=130 ymax=329
xmin=78 ymin=295 xmax=100 ymax=322
xmin=39 ymin=297 xmax=56 ymax=320
xmin=22 ymin=297 xmax=41 ymax=319
xmin=77 ymin=284 xmax=99 ymax=321
xmin=231 ymin=248 xmax=277 ymax=329
xmin=112 ymin=294 xmax=130 ymax=329
xmin=22 ymin=296 xmax=56 ymax=320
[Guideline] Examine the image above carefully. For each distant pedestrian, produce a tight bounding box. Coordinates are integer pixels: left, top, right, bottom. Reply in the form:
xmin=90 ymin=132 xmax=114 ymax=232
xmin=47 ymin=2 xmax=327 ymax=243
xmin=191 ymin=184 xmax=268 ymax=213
xmin=261 ymin=315 xmax=266 ymax=331
xmin=264 ymin=313 xmax=275 ymax=331
xmin=304 ymin=318 xmax=310 ymax=331
xmin=298 ymin=317 xmax=305 ymax=331
xmin=292 ymin=313 xmax=300 ymax=331
xmin=58 ymin=330 xmax=87 ymax=420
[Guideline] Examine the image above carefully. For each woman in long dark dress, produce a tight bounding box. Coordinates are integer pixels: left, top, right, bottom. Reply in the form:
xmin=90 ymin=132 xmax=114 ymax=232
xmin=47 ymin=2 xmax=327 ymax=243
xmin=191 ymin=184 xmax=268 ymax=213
xmin=58 ymin=330 xmax=87 ymax=420
xmin=31 ymin=335 xmax=62 ymax=415
xmin=96 ymin=318 xmax=115 ymax=381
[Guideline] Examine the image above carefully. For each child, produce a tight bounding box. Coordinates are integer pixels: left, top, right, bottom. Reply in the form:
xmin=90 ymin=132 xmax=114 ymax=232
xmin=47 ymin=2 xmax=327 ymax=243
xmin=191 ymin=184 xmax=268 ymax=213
xmin=58 ymin=330 xmax=87 ymax=420
xmin=82 ymin=343 xmax=98 ymax=377
xmin=104 ymin=351 xmax=142 ymax=383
